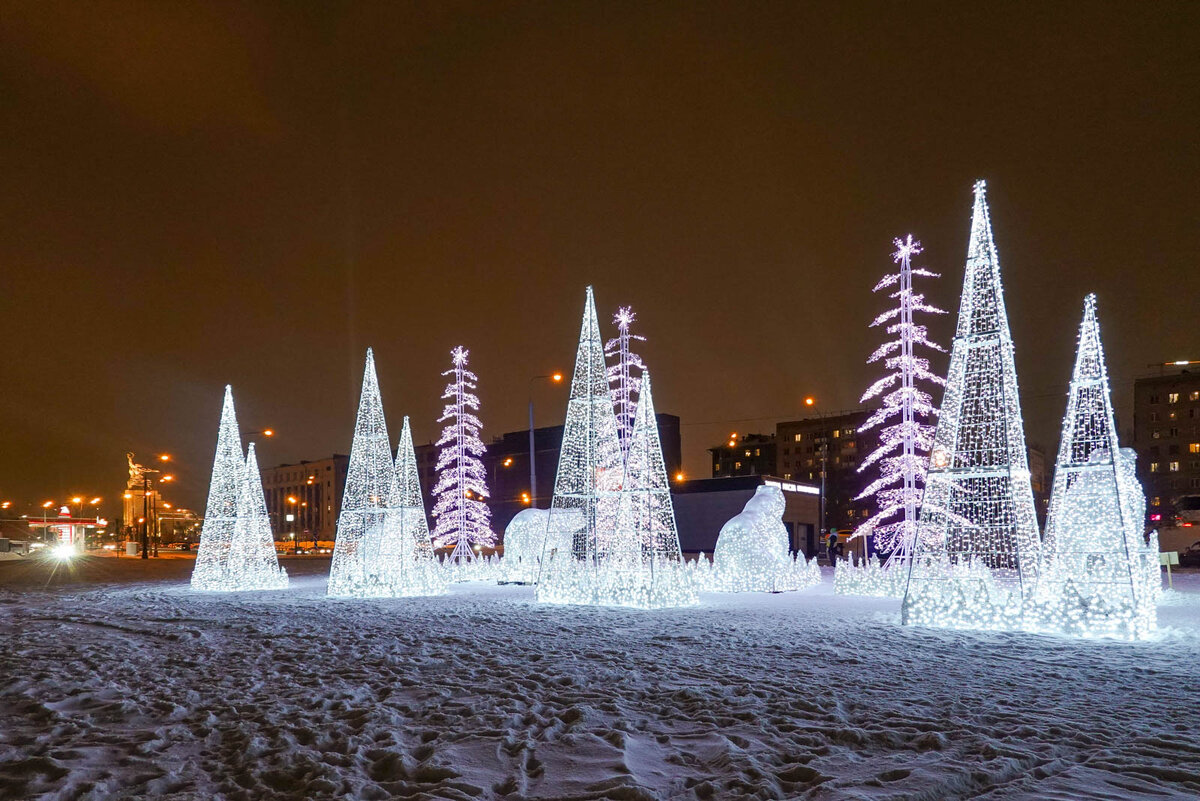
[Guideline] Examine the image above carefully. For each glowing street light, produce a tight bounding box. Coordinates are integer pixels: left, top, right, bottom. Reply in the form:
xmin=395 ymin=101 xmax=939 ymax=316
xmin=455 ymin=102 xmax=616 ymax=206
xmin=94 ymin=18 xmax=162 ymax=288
xmin=804 ymin=396 xmax=816 ymax=407
xmin=528 ymin=371 xmax=566 ymax=508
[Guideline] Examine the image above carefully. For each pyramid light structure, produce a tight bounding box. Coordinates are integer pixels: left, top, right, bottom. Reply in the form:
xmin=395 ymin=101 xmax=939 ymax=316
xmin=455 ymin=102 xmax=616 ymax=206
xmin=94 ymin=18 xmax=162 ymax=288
xmin=228 ymin=442 xmax=289 ymax=590
xmin=903 ymin=181 xmax=1041 ymax=630
xmin=536 ymin=287 xmax=625 ymax=604
xmin=609 ymin=371 xmax=698 ymax=605
xmin=191 ymin=386 xmax=248 ymax=591
xmin=395 ymin=415 xmax=436 ymax=561
xmin=1034 ymin=295 xmax=1157 ymax=638
xmin=329 ymin=350 xmax=445 ymax=597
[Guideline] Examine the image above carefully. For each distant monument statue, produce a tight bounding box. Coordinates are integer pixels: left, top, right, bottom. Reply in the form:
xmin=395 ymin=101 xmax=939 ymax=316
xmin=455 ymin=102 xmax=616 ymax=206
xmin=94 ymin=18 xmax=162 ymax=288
xmin=126 ymin=452 xmax=149 ymax=489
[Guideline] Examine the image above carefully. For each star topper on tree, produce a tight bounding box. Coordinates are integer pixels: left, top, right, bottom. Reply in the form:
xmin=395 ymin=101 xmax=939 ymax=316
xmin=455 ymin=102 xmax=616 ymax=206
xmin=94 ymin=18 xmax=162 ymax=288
xmin=605 ymin=305 xmax=647 ymax=454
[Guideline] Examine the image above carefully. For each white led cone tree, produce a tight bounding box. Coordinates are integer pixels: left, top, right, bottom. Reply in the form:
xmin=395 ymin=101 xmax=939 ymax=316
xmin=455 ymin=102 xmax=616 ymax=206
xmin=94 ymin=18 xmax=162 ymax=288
xmin=395 ymin=415 xmax=436 ymax=561
xmin=1034 ymin=295 xmax=1157 ymax=638
xmin=192 ymin=386 xmax=249 ymax=590
xmin=608 ymin=371 xmax=698 ymax=606
xmin=605 ymin=306 xmax=646 ymax=455
xmin=431 ymin=347 xmax=493 ymax=563
xmin=229 ymin=442 xmax=289 ymax=590
xmin=536 ymin=287 xmax=626 ymax=605
xmin=902 ymin=181 xmax=1041 ymax=630
xmin=329 ymin=349 xmax=444 ymax=598
xmin=852 ymin=235 xmax=946 ymax=569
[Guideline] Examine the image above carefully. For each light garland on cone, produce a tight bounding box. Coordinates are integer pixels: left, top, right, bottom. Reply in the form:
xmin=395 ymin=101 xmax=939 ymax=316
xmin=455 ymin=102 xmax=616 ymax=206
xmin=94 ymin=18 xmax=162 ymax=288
xmin=329 ymin=350 xmax=445 ymax=598
xmin=902 ymin=181 xmax=1042 ymax=630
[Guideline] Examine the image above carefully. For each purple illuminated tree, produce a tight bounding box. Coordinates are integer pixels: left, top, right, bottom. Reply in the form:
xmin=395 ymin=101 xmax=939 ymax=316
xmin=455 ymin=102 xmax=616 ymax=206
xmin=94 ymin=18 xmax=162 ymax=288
xmin=854 ymin=235 xmax=946 ymax=562
xmin=431 ymin=346 xmax=494 ymax=562
xmin=604 ymin=306 xmax=647 ymax=454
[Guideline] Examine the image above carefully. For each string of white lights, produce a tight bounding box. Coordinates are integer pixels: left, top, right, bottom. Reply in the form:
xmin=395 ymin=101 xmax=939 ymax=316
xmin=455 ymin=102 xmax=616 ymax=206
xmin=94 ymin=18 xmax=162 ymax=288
xmin=605 ymin=306 xmax=646 ymax=456
xmin=329 ymin=349 xmax=445 ymax=598
xmin=902 ymin=181 xmax=1042 ymax=630
xmin=431 ymin=346 xmax=494 ymax=563
xmin=708 ymin=484 xmax=821 ymax=593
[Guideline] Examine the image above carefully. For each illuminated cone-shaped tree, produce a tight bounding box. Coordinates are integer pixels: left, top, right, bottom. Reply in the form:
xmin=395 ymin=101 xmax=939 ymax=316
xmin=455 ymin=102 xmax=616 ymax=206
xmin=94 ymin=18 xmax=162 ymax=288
xmin=395 ymin=415 xmax=436 ymax=561
xmin=431 ymin=347 xmax=494 ymax=563
xmin=227 ymin=442 xmax=289 ymax=590
xmin=329 ymin=349 xmax=409 ymax=596
xmin=191 ymin=385 xmax=247 ymax=591
xmin=605 ymin=306 xmax=646 ymax=455
xmin=536 ymin=287 xmax=625 ymax=604
xmin=853 ymin=236 xmax=946 ymax=566
xmin=903 ymin=181 xmax=1041 ymax=629
xmin=611 ymin=371 xmax=698 ymax=606
xmin=1038 ymin=295 xmax=1155 ymax=637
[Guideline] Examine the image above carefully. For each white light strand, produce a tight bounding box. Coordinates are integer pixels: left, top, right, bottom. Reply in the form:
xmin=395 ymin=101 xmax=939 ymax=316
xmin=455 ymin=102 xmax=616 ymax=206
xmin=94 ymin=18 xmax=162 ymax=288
xmin=329 ymin=349 xmax=445 ymax=598
xmin=192 ymin=386 xmax=289 ymax=591
xmin=395 ymin=415 xmax=437 ymax=561
xmin=605 ymin=305 xmax=646 ymax=455
xmin=1031 ymin=295 xmax=1158 ymax=638
xmin=228 ymin=442 xmax=289 ymax=590
xmin=537 ymin=289 xmax=696 ymax=608
xmin=850 ymin=235 xmax=947 ymax=572
xmin=431 ymin=346 xmax=494 ymax=562
xmin=191 ymin=385 xmax=243 ymax=590
xmin=902 ymin=180 xmax=1042 ymax=630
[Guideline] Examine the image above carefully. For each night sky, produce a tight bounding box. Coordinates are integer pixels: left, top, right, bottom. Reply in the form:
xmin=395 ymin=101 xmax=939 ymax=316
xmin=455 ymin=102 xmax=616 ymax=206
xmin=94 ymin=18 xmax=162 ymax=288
xmin=1 ymin=2 xmax=1197 ymax=517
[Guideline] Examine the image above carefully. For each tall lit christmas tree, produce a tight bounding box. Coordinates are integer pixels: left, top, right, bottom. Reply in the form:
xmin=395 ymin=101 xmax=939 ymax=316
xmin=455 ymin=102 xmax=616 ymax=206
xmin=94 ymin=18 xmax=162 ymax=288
xmin=330 ymin=349 xmax=443 ymax=597
xmin=536 ymin=287 xmax=625 ymax=603
xmin=611 ymin=371 xmax=698 ymax=606
xmin=605 ymin=306 xmax=646 ymax=454
xmin=853 ymin=235 xmax=946 ymax=565
xmin=192 ymin=385 xmax=247 ymax=591
xmin=229 ymin=442 xmax=289 ymax=590
xmin=395 ymin=415 xmax=436 ymax=561
xmin=903 ymin=181 xmax=1041 ymax=629
xmin=431 ymin=346 xmax=493 ymax=563
xmin=1036 ymin=294 xmax=1156 ymax=637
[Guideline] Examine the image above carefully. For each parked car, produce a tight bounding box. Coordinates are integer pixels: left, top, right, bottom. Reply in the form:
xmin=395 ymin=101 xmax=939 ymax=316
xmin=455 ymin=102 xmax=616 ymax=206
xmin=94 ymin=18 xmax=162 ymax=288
xmin=1178 ymin=542 xmax=1200 ymax=569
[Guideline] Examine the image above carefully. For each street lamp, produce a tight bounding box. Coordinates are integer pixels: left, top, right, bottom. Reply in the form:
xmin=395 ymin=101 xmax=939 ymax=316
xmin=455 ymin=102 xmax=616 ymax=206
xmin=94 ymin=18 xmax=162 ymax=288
xmin=286 ymin=496 xmax=298 ymax=553
xmin=528 ymin=372 xmax=564 ymax=509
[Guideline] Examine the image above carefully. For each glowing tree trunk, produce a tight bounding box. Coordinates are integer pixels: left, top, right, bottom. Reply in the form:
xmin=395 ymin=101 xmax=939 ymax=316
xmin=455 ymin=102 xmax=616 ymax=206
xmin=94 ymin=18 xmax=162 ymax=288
xmin=227 ymin=442 xmax=289 ymax=591
xmin=191 ymin=385 xmax=247 ymax=591
xmin=605 ymin=306 xmax=646 ymax=455
xmin=853 ymin=236 xmax=946 ymax=569
xmin=329 ymin=349 xmax=412 ymax=596
xmin=395 ymin=415 xmax=436 ymax=561
xmin=536 ymin=287 xmax=625 ymax=603
xmin=1037 ymin=294 xmax=1156 ymax=638
xmin=903 ymin=180 xmax=1041 ymax=630
xmin=431 ymin=347 xmax=493 ymax=563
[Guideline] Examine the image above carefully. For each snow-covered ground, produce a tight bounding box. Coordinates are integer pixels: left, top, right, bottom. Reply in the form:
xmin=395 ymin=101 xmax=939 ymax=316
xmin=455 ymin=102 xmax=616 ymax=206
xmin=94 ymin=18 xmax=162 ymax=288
xmin=2 ymin=559 xmax=1199 ymax=800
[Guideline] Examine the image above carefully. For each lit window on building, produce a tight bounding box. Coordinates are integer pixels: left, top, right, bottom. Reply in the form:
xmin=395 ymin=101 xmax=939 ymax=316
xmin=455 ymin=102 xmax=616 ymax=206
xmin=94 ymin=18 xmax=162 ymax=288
xmin=1152 ymin=430 xmax=1161 ymax=439
xmin=1169 ymin=461 xmax=1180 ymax=472
xmin=1169 ymin=392 xmax=1180 ymax=404
xmin=1191 ymin=391 xmax=1200 ymax=402
xmin=1150 ymin=462 xmax=1160 ymax=472
xmin=735 ymin=461 xmax=742 ymax=470
xmin=794 ymin=433 xmax=803 ymax=441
